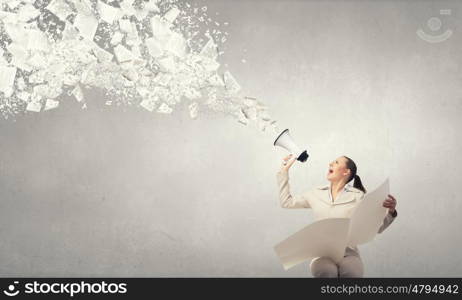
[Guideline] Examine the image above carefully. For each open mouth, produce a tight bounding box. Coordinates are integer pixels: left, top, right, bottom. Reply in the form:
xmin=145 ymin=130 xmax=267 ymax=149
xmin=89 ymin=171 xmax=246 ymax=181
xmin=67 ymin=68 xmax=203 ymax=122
xmin=328 ymin=169 xmax=333 ymax=174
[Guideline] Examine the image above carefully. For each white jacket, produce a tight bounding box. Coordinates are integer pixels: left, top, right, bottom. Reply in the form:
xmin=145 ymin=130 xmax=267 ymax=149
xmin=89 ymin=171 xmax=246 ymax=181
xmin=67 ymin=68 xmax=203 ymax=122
xmin=276 ymin=169 xmax=397 ymax=256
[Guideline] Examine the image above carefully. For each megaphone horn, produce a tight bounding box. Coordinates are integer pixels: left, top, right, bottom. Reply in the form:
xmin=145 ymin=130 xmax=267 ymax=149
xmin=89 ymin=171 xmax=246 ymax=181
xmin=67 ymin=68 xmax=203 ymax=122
xmin=274 ymin=129 xmax=309 ymax=162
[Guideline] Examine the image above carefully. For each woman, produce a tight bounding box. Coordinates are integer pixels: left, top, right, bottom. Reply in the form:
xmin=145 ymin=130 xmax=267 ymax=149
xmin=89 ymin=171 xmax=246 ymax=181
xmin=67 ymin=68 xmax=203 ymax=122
xmin=276 ymin=154 xmax=398 ymax=278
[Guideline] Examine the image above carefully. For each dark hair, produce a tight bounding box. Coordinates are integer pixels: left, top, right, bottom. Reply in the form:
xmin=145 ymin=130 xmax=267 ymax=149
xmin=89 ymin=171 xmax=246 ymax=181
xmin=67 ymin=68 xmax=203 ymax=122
xmin=343 ymin=156 xmax=367 ymax=193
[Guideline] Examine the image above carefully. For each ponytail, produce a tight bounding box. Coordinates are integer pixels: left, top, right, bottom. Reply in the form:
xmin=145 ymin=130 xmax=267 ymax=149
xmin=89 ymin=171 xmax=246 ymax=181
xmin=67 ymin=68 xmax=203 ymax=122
xmin=343 ymin=156 xmax=367 ymax=193
xmin=353 ymin=174 xmax=367 ymax=194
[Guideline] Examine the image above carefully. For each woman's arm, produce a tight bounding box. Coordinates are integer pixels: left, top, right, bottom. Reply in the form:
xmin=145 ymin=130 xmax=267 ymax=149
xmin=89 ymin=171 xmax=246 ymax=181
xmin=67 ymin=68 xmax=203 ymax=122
xmin=377 ymin=194 xmax=398 ymax=234
xmin=377 ymin=209 xmax=397 ymax=234
xmin=276 ymin=155 xmax=311 ymax=209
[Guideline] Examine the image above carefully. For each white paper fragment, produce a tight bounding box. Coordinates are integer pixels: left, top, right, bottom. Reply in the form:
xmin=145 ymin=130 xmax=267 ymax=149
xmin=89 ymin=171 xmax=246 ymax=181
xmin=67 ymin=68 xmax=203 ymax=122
xmin=184 ymin=87 xmax=201 ymax=100
xmin=188 ymin=102 xmax=198 ymax=119
xmin=144 ymin=0 xmax=159 ymax=12
xmin=17 ymin=4 xmax=40 ymax=22
xmin=16 ymin=91 xmax=30 ymax=101
xmin=118 ymin=19 xmax=133 ymax=33
xmin=164 ymin=31 xmax=186 ymax=57
xmin=74 ymin=0 xmax=94 ymax=15
xmin=74 ymin=14 xmax=99 ymax=40
xmin=62 ymin=22 xmax=79 ymax=40
xmin=157 ymin=102 xmax=173 ymax=114
xmin=134 ymin=8 xmax=148 ymax=21
xmin=4 ymin=23 xmax=29 ymax=45
xmin=145 ymin=37 xmax=163 ymax=57
xmin=201 ymin=58 xmax=220 ymax=72
xmin=241 ymin=106 xmax=257 ymax=121
xmin=27 ymin=30 xmax=50 ymax=51
xmin=44 ymin=99 xmax=59 ymax=111
xmin=163 ymin=7 xmax=180 ymax=24
xmin=90 ymin=42 xmax=114 ymax=63
xmin=119 ymin=0 xmax=136 ymax=16
xmin=200 ymin=38 xmax=218 ymax=60
xmin=98 ymin=0 xmax=121 ymax=24
xmin=236 ymin=108 xmax=248 ymax=125
xmin=72 ymin=85 xmax=84 ymax=102
xmin=208 ymin=73 xmax=224 ymax=86
xmin=151 ymin=15 xmax=172 ymax=39
xmin=26 ymin=99 xmax=42 ymax=112
xmin=110 ymin=31 xmax=124 ymax=45
xmin=26 ymin=52 xmax=47 ymax=69
xmin=113 ymin=44 xmax=134 ymax=63
xmin=157 ymin=56 xmax=175 ymax=72
xmin=47 ymin=0 xmax=74 ymax=21
xmin=140 ymin=98 xmax=157 ymax=112
xmin=223 ymin=71 xmax=241 ymax=93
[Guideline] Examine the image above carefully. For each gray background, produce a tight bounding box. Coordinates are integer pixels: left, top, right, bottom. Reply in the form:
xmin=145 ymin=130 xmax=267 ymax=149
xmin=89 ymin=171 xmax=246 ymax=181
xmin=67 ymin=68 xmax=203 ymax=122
xmin=1 ymin=0 xmax=462 ymax=277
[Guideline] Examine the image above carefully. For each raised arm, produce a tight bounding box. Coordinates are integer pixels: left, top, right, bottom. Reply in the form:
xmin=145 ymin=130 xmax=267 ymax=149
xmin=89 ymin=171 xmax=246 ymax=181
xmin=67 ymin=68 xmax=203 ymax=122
xmin=276 ymin=154 xmax=311 ymax=209
xmin=377 ymin=210 xmax=397 ymax=233
xmin=378 ymin=194 xmax=398 ymax=234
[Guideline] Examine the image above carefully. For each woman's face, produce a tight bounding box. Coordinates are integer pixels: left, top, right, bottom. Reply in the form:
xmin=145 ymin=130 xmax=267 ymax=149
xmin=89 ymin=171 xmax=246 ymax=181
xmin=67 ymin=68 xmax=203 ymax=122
xmin=327 ymin=156 xmax=351 ymax=182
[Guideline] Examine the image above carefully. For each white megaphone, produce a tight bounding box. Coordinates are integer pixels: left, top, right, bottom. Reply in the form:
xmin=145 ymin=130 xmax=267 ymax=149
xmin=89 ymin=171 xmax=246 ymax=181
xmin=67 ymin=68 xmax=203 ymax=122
xmin=273 ymin=129 xmax=309 ymax=162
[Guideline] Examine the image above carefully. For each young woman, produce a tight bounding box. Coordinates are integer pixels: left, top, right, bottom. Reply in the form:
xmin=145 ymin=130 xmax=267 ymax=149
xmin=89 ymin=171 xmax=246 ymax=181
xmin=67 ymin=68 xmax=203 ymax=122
xmin=276 ymin=154 xmax=398 ymax=277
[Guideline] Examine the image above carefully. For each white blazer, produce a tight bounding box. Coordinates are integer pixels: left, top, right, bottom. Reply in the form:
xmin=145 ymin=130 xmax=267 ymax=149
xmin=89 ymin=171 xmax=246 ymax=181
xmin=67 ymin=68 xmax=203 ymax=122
xmin=276 ymin=169 xmax=397 ymax=256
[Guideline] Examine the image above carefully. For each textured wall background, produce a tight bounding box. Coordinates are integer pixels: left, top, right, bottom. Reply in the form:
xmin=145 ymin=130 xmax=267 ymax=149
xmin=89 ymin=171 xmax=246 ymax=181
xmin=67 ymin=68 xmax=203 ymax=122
xmin=1 ymin=0 xmax=461 ymax=277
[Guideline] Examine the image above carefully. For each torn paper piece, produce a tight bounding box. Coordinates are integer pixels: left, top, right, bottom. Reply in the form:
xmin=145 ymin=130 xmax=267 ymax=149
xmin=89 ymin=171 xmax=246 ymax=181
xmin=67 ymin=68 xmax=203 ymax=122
xmin=207 ymin=73 xmax=224 ymax=86
xmin=16 ymin=91 xmax=30 ymax=101
xmin=27 ymin=30 xmax=50 ymax=51
xmin=26 ymin=52 xmax=47 ymax=69
xmin=17 ymin=4 xmax=40 ymax=22
xmin=7 ymin=42 xmax=29 ymax=64
xmin=184 ymin=87 xmax=201 ymax=100
xmin=33 ymin=84 xmax=62 ymax=99
xmin=118 ymin=19 xmax=133 ymax=33
xmin=140 ymin=98 xmax=157 ymax=112
xmin=119 ymin=0 xmax=136 ymax=16
xmin=73 ymin=14 xmax=99 ymax=40
xmin=46 ymin=0 xmax=74 ymax=21
xmin=164 ymin=31 xmax=186 ymax=57
xmin=201 ymin=58 xmax=220 ymax=72
xmin=151 ymin=15 xmax=172 ymax=39
xmin=163 ymin=7 xmax=180 ymax=24
xmin=0 ymin=67 xmax=17 ymax=93
xmin=0 ymin=11 xmax=17 ymax=23
xmin=188 ymin=102 xmax=198 ymax=119
xmin=237 ymin=109 xmax=249 ymax=125
xmin=71 ymin=85 xmax=84 ymax=102
xmin=7 ymin=0 xmax=21 ymax=10
xmin=241 ymin=106 xmax=257 ymax=121
xmin=26 ymin=99 xmax=42 ymax=112
xmin=134 ymin=8 xmax=148 ymax=21
xmin=110 ymin=31 xmax=124 ymax=45
xmin=91 ymin=44 xmax=114 ymax=63
xmin=4 ymin=23 xmax=29 ymax=45
xmin=144 ymin=0 xmax=159 ymax=12
xmin=200 ymin=38 xmax=218 ymax=60
xmin=157 ymin=56 xmax=176 ymax=72
xmin=98 ymin=0 xmax=121 ymax=24
xmin=157 ymin=102 xmax=173 ymax=114
xmin=62 ymin=22 xmax=79 ymax=40
xmin=44 ymin=99 xmax=59 ymax=111
xmin=74 ymin=0 xmax=94 ymax=15
xmin=145 ymin=37 xmax=163 ymax=57
xmin=63 ymin=74 xmax=80 ymax=86
xmin=224 ymin=71 xmax=241 ymax=94
xmin=113 ymin=44 xmax=134 ymax=63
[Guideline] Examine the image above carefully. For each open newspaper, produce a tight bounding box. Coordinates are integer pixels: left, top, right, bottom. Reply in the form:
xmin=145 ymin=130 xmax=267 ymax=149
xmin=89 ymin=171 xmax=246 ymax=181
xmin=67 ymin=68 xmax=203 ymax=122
xmin=274 ymin=179 xmax=390 ymax=270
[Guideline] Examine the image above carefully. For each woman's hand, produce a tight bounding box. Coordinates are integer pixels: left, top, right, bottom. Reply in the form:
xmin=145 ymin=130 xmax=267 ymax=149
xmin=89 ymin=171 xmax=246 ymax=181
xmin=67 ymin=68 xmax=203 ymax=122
xmin=280 ymin=154 xmax=297 ymax=172
xmin=383 ymin=194 xmax=397 ymax=213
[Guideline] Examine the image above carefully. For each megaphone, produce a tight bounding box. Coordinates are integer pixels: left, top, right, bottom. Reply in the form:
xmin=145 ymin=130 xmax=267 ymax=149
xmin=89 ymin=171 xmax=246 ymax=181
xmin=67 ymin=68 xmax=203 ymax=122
xmin=273 ymin=129 xmax=309 ymax=162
